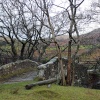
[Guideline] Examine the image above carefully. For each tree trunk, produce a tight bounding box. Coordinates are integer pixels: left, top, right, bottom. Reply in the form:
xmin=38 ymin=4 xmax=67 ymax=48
xmin=42 ymin=0 xmax=66 ymax=86
xmin=57 ymin=43 xmax=66 ymax=86
xmin=11 ymin=42 xmax=18 ymax=61
xmin=25 ymin=78 xmax=58 ymax=90
xmin=67 ymin=40 xmax=72 ymax=85
xmin=20 ymin=43 xmax=26 ymax=60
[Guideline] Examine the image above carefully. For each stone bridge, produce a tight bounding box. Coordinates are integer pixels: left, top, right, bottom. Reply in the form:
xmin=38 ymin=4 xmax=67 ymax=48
xmin=38 ymin=57 xmax=68 ymax=79
xmin=0 ymin=57 xmax=99 ymax=88
xmin=0 ymin=59 xmax=39 ymax=81
xmin=38 ymin=57 xmax=100 ymax=88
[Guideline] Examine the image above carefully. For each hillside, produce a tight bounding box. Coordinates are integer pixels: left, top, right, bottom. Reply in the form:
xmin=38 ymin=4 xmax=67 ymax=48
xmin=56 ymin=35 xmax=69 ymax=40
xmin=0 ymin=28 xmax=100 ymax=46
xmin=80 ymin=28 xmax=100 ymax=45
xmin=56 ymin=28 xmax=100 ymax=45
xmin=0 ymin=28 xmax=100 ymax=62
xmin=50 ymin=28 xmax=100 ymax=61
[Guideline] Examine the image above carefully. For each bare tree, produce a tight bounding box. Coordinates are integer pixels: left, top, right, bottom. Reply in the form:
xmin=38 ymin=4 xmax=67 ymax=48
xmin=35 ymin=0 xmax=66 ymax=85
xmin=0 ymin=0 xmax=50 ymax=61
xmin=52 ymin=0 xmax=85 ymax=85
xmin=10 ymin=0 xmax=39 ymax=60
xmin=0 ymin=0 xmax=18 ymax=61
xmin=65 ymin=0 xmax=84 ymax=85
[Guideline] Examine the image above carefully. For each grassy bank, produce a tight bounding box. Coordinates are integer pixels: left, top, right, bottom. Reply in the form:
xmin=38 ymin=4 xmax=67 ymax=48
xmin=0 ymin=81 xmax=100 ymax=100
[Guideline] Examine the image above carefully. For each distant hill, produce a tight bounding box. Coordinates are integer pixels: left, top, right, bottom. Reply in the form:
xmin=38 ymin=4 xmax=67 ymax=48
xmin=80 ymin=28 xmax=100 ymax=45
xmin=56 ymin=35 xmax=69 ymax=41
xmin=55 ymin=35 xmax=69 ymax=46
xmin=0 ymin=28 xmax=100 ymax=46
xmin=56 ymin=28 xmax=100 ymax=45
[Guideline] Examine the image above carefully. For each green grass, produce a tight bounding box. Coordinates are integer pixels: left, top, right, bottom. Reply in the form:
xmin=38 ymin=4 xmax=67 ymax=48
xmin=0 ymin=81 xmax=100 ymax=100
xmin=79 ymin=45 xmax=99 ymax=49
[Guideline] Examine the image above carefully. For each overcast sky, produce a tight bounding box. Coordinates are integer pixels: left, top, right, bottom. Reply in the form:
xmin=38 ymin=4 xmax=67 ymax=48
xmin=56 ymin=0 xmax=98 ymax=6
xmin=53 ymin=0 xmax=100 ymax=34
xmin=51 ymin=0 xmax=93 ymax=16
xmin=53 ymin=0 xmax=97 ymax=12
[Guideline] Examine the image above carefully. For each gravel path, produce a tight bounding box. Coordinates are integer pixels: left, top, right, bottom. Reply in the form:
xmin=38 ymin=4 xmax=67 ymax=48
xmin=2 ymin=71 xmax=38 ymax=84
